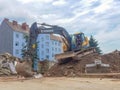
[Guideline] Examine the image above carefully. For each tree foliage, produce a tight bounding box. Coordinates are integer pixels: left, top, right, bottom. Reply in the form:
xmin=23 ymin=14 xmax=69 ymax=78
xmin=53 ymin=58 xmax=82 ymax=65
xmin=89 ymin=35 xmax=102 ymax=54
xmin=21 ymin=34 xmax=29 ymax=58
xmin=21 ymin=34 xmax=39 ymax=71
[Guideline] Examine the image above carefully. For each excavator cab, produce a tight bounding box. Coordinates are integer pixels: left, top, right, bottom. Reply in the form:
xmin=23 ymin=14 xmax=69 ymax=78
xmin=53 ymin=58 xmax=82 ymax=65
xmin=71 ymin=32 xmax=89 ymax=51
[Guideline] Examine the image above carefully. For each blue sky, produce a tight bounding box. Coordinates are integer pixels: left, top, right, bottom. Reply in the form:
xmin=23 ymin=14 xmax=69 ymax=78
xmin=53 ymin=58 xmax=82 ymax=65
xmin=0 ymin=0 xmax=120 ymax=53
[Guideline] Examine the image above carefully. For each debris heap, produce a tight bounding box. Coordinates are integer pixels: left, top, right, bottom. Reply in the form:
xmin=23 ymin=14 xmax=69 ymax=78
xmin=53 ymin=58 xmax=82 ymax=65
xmin=102 ymin=50 xmax=120 ymax=73
xmin=15 ymin=59 xmax=34 ymax=78
xmin=45 ymin=50 xmax=120 ymax=77
xmin=0 ymin=53 xmax=19 ymax=76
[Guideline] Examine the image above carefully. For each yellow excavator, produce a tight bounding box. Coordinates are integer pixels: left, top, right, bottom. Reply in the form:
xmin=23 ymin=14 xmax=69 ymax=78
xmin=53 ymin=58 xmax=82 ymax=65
xmin=29 ymin=22 xmax=95 ymax=66
xmin=15 ymin=22 xmax=96 ymax=77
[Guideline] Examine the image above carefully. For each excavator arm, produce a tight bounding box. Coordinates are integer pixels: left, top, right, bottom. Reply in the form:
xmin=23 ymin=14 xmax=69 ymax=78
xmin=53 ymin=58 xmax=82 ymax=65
xmin=30 ymin=22 xmax=72 ymax=51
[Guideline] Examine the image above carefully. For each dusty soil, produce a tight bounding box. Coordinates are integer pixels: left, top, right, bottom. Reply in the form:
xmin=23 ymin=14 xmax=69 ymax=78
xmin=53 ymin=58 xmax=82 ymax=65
xmin=0 ymin=77 xmax=120 ymax=90
xmin=45 ymin=50 xmax=120 ymax=77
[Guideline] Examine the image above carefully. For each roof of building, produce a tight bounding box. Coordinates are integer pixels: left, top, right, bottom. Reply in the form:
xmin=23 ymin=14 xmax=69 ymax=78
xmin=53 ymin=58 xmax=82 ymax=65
xmin=50 ymin=34 xmax=62 ymax=42
xmin=2 ymin=18 xmax=29 ymax=34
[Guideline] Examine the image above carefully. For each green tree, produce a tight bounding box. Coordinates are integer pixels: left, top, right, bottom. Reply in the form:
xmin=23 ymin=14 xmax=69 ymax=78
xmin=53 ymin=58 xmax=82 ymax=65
xmin=21 ymin=34 xmax=29 ymax=58
xmin=89 ymin=35 xmax=102 ymax=54
xmin=30 ymin=42 xmax=39 ymax=71
xmin=21 ymin=34 xmax=39 ymax=71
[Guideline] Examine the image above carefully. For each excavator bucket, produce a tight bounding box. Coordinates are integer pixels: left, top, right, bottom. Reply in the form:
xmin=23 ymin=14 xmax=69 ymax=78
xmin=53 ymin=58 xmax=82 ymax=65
xmin=55 ymin=47 xmax=96 ymax=64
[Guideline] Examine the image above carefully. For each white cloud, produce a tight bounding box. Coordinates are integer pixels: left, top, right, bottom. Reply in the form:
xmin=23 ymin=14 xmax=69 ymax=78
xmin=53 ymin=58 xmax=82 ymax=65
xmin=0 ymin=0 xmax=120 ymax=53
xmin=94 ymin=24 xmax=120 ymax=53
xmin=52 ymin=0 xmax=66 ymax=6
xmin=94 ymin=0 xmax=113 ymax=13
xmin=41 ymin=14 xmax=59 ymax=19
xmin=17 ymin=0 xmax=53 ymax=4
xmin=95 ymin=25 xmax=120 ymax=43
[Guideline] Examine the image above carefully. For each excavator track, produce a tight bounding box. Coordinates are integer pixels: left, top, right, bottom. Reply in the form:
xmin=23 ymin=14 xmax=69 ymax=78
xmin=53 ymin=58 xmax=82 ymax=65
xmin=55 ymin=47 xmax=96 ymax=64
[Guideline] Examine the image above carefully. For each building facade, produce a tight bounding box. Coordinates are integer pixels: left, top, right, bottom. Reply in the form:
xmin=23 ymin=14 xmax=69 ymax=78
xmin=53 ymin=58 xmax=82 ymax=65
xmin=0 ymin=18 xmax=29 ymax=58
xmin=37 ymin=34 xmax=63 ymax=61
xmin=0 ymin=18 xmax=63 ymax=61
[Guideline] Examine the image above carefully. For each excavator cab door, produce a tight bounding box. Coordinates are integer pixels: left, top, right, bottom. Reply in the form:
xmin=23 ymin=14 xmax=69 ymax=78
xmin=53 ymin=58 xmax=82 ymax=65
xmin=73 ymin=33 xmax=85 ymax=49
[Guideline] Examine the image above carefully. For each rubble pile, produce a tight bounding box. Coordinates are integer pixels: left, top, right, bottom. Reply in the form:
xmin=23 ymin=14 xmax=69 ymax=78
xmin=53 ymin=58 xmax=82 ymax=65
xmin=102 ymin=50 xmax=120 ymax=73
xmin=45 ymin=50 xmax=120 ymax=77
xmin=0 ymin=53 xmax=19 ymax=76
xmin=0 ymin=53 xmax=41 ymax=78
xmin=15 ymin=59 xmax=34 ymax=78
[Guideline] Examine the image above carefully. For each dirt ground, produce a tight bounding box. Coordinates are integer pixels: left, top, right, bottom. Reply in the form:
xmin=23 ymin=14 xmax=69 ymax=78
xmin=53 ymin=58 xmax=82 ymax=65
xmin=0 ymin=77 xmax=120 ymax=90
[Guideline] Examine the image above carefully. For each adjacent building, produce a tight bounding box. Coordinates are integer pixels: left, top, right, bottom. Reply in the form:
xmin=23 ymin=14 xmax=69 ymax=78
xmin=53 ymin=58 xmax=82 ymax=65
xmin=0 ymin=18 xmax=29 ymax=58
xmin=0 ymin=18 xmax=63 ymax=61
xmin=37 ymin=34 xmax=63 ymax=61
